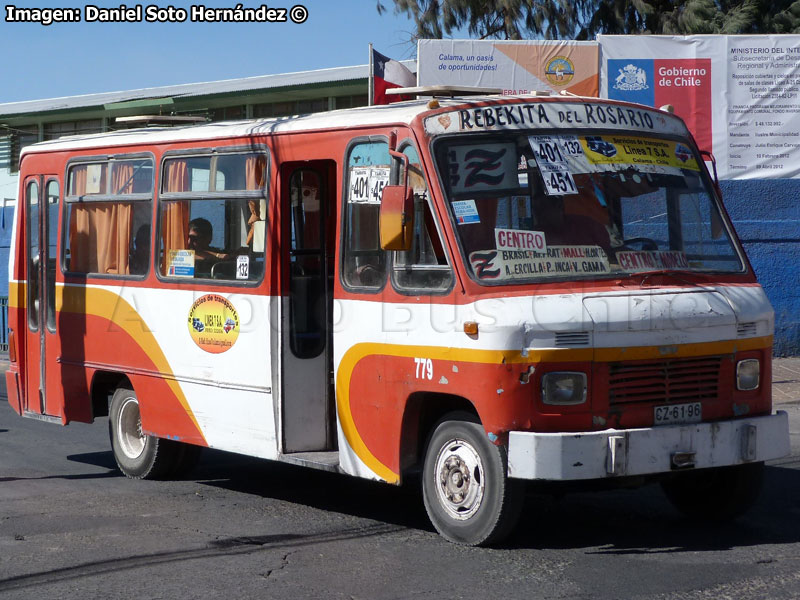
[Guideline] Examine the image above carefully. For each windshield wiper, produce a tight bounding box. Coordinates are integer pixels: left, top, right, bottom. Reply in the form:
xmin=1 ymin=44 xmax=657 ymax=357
xmin=634 ymin=269 xmax=714 ymax=288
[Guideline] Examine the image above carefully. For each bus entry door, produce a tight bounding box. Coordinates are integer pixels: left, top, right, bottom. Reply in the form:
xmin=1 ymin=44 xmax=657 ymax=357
xmin=22 ymin=176 xmax=61 ymax=419
xmin=280 ymin=162 xmax=335 ymax=453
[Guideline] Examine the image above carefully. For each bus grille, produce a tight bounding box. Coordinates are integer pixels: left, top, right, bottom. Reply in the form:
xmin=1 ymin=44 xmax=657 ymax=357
xmin=608 ymin=356 xmax=722 ymax=405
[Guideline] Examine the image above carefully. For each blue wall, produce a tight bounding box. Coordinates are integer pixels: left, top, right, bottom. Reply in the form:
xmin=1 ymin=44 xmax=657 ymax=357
xmin=720 ymin=179 xmax=800 ymax=356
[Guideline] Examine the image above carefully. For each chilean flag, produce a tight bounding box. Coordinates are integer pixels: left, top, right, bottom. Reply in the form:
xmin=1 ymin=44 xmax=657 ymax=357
xmin=372 ymin=48 xmax=415 ymax=105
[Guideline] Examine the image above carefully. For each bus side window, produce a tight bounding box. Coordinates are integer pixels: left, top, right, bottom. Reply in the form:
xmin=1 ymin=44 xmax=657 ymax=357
xmin=342 ymin=141 xmax=389 ymax=290
xmin=45 ymin=180 xmax=60 ymax=331
xmin=392 ymin=145 xmax=453 ymax=293
xmin=159 ymin=152 xmax=267 ymax=282
xmin=26 ymin=180 xmax=39 ymax=331
xmin=63 ymin=157 xmax=153 ymax=277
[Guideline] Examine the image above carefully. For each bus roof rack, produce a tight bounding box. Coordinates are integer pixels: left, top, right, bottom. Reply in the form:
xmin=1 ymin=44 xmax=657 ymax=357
xmin=386 ymin=85 xmax=504 ymax=97
xmin=115 ymin=115 xmax=208 ymax=126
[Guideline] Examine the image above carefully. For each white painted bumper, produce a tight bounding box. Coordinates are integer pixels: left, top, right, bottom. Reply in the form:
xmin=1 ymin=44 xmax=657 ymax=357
xmin=507 ymin=411 xmax=790 ymax=480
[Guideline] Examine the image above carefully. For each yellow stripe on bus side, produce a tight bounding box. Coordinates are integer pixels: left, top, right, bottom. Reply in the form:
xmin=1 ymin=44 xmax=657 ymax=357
xmin=57 ymin=285 xmax=206 ymax=443
xmin=335 ymin=337 xmax=772 ymax=483
xmin=8 ymin=281 xmax=25 ymax=309
xmin=336 ymin=343 xmax=536 ymax=484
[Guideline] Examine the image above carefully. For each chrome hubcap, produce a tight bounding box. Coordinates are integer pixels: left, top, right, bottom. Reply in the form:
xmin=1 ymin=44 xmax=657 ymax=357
xmin=117 ymin=396 xmax=145 ymax=459
xmin=434 ymin=437 xmax=485 ymax=520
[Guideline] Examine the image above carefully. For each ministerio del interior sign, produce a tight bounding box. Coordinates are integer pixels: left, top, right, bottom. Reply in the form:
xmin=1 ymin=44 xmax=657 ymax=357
xmin=600 ymin=34 xmax=800 ymax=180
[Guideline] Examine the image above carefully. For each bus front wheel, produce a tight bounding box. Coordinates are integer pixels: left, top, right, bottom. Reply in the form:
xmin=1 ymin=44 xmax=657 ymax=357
xmin=422 ymin=413 xmax=523 ymax=546
xmin=109 ymin=386 xmax=180 ymax=480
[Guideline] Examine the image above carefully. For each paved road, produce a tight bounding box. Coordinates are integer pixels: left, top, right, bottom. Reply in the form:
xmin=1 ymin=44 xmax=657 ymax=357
xmin=0 ymin=364 xmax=799 ymax=600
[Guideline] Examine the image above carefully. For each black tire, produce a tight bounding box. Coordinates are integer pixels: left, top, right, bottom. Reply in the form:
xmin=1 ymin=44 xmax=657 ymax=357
xmin=108 ymin=386 xmax=180 ymax=480
xmin=661 ymin=462 xmax=764 ymax=521
xmin=422 ymin=412 xmax=524 ymax=546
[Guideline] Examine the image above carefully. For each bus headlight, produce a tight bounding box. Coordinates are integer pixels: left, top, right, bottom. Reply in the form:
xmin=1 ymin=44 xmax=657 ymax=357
xmin=736 ymin=359 xmax=760 ymax=391
xmin=541 ymin=372 xmax=587 ymax=405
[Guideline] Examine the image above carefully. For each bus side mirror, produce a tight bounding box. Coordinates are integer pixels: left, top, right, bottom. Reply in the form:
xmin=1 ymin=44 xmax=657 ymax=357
xmin=379 ymin=184 xmax=414 ymax=250
xmin=700 ymin=150 xmax=719 ymax=186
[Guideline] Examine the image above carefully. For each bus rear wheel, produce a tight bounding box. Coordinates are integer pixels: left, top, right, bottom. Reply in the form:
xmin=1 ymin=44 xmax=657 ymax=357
xmin=661 ymin=462 xmax=764 ymax=521
xmin=422 ymin=413 xmax=523 ymax=546
xmin=109 ymin=386 xmax=181 ymax=480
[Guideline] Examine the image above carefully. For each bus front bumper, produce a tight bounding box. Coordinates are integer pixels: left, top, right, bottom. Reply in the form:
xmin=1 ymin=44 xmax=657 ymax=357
xmin=507 ymin=411 xmax=790 ymax=480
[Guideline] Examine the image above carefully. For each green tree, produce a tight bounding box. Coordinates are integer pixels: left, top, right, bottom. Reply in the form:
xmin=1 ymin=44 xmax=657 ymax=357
xmin=585 ymin=0 xmax=722 ymax=35
xmin=587 ymin=0 xmax=800 ymax=35
xmin=377 ymin=0 xmax=800 ymax=38
xmin=718 ymin=0 xmax=800 ymax=34
xmin=376 ymin=0 xmax=588 ymax=40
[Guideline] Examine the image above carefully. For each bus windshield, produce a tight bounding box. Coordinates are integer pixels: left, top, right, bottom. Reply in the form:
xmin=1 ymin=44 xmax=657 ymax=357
xmin=434 ymin=132 xmax=745 ymax=284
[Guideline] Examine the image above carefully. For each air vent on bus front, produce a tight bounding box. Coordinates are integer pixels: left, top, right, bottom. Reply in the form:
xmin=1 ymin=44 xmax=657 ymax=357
xmin=737 ymin=322 xmax=758 ymax=338
xmin=554 ymin=331 xmax=591 ymax=347
xmin=608 ymin=356 xmax=722 ymax=405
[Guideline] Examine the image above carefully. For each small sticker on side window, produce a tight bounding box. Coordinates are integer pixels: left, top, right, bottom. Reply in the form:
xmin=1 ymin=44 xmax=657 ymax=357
xmin=349 ymin=166 xmax=389 ymax=204
xmin=452 ymin=199 xmax=480 ymax=224
xmin=236 ymin=255 xmax=250 ymax=279
xmin=167 ymin=249 xmax=195 ymax=277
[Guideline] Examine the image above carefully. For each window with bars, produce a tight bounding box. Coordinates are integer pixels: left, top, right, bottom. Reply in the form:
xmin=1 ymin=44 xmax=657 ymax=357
xmin=43 ymin=119 xmax=102 ymax=141
xmin=208 ymin=106 xmax=246 ymax=122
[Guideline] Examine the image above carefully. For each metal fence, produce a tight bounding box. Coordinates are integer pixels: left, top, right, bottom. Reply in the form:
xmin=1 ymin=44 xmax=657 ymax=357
xmin=0 ymin=296 xmax=7 ymax=353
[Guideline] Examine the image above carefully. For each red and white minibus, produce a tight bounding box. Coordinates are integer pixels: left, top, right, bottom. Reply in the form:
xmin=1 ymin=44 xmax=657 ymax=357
xmin=6 ymin=91 xmax=790 ymax=545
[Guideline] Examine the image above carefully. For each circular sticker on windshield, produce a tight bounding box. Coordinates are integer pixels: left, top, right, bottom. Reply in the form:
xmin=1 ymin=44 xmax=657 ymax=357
xmin=187 ymin=294 xmax=240 ymax=354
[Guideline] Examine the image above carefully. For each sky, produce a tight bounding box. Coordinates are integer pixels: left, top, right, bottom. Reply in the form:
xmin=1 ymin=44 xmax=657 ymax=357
xmin=0 ymin=0 xmax=425 ymax=104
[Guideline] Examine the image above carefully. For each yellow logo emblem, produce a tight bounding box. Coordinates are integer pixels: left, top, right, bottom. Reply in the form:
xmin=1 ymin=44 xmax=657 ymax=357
xmin=545 ymin=56 xmax=575 ymax=86
xmin=188 ymin=294 xmax=240 ymax=354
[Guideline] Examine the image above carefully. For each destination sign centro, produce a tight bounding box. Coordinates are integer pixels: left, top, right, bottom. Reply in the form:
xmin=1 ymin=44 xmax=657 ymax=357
xmin=495 ymin=228 xmax=546 ymax=253
xmin=424 ymin=101 xmax=688 ymax=137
